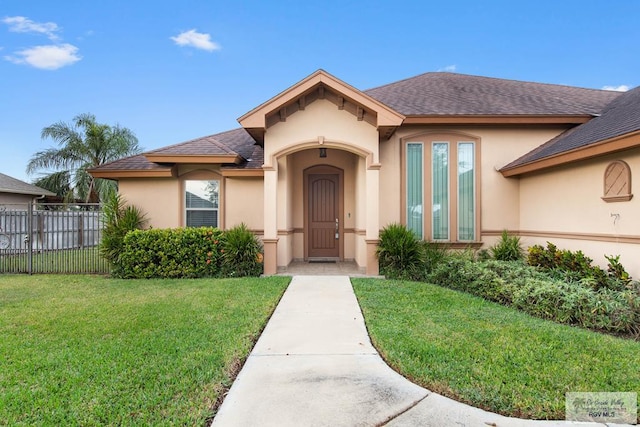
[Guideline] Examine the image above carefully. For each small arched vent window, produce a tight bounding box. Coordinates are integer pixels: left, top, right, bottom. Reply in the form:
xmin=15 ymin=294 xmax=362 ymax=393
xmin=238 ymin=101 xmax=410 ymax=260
xmin=603 ymin=160 xmax=633 ymax=202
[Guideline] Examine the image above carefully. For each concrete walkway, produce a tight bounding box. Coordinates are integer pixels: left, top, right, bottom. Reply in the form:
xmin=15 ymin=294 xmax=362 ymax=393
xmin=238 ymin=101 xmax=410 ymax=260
xmin=211 ymin=276 xmax=632 ymax=427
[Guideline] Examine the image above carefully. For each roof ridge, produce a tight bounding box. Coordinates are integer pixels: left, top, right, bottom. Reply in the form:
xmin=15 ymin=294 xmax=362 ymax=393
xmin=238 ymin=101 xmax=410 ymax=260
xmin=364 ymin=71 xmax=620 ymax=94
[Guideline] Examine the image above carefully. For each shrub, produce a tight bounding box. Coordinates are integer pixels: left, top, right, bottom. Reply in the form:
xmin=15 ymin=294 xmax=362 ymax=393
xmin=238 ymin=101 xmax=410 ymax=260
xmin=489 ymin=230 xmax=524 ymax=261
xmin=427 ymin=256 xmax=640 ymax=337
xmin=100 ymin=193 xmax=147 ymax=271
xmin=117 ymin=227 xmax=223 ymax=279
xmin=606 ymin=255 xmax=631 ymax=285
xmin=220 ymin=223 xmax=263 ymax=277
xmin=376 ymin=223 xmax=423 ymax=280
xmin=427 ymin=256 xmax=513 ymax=304
xmin=511 ymin=279 xmax=575 ymax=323
xmin=420 ymin=240 xmax=449 ymax=275
xmin=527 ymin=242 xmax=630 ymax=291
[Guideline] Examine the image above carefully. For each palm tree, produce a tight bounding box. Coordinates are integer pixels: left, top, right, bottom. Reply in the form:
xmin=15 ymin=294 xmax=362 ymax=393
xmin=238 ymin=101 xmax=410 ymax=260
xmin=27 ymin=113 xmax=142 ymax=203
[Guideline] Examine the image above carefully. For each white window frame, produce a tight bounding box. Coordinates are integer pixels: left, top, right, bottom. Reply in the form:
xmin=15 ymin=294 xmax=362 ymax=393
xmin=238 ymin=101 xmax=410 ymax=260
xmin=185 ymin=180 xmax=219 ymax=228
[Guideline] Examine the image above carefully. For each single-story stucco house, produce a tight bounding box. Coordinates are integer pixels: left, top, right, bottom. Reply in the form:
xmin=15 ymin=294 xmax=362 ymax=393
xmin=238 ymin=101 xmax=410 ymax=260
xmin=89 ymin=70 xmax=640 ymax=277
xmin=0 ymin=172 xmax=55 ymax=207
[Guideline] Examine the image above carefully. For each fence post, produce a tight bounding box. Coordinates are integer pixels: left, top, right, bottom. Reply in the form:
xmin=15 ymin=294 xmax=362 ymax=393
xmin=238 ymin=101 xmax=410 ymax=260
xmin=27 ymin=201 xmax=33 ymax=274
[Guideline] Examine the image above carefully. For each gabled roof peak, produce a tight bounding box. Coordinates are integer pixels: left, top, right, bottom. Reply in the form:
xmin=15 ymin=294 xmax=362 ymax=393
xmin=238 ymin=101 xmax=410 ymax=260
xmin=238 ymin=69 xmax=405 ymax=144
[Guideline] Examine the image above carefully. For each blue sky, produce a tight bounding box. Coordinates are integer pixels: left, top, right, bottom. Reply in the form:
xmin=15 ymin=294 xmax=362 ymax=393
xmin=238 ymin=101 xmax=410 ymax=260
xmin=2 ymin=0 xmax=639 ymax=183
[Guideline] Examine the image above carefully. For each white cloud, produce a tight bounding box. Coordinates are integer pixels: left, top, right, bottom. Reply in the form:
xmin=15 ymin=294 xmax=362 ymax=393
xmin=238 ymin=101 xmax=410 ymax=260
xmin=602 ymin=85 xmax=629 ymax=92
xmin=171 ymin=29 xmax=220 ymax=52
xmin=2 ymin=16 xmax=61 ymax=41
xmin=438 ymin=65 xmax=457 ymax=72
xmin=4 ymin=43 xmax=81 ymax=70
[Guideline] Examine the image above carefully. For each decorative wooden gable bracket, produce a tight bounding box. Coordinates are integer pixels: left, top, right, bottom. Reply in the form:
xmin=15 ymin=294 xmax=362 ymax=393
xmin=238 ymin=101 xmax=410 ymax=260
xmin=238 ymin=70 xmax=405 ymax=144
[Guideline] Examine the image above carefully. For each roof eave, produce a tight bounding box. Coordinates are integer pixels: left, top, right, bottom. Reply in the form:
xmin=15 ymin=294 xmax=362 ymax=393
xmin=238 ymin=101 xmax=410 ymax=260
xmin=500 ymin=130 xmax=640 ymax=177
xmin=88 ymin=167 xmax=178 ymax=179
xmin=403 ymin=115 xmax=593 ymax=125
xmin=0 ymin=188 xmax=56 ymax=197
xmin=221 ymin=168 xmax=264 ymax=177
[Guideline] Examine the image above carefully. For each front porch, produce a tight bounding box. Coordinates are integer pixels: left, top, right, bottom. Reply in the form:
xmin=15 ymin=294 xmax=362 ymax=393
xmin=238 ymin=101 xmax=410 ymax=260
xmin=237 ymin=70 xmax=405 ymax=277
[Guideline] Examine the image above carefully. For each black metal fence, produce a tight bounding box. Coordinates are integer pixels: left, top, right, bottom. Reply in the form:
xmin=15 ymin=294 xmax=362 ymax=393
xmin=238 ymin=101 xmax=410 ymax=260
xmin=0 ymin=203 xmax=109 ymax=274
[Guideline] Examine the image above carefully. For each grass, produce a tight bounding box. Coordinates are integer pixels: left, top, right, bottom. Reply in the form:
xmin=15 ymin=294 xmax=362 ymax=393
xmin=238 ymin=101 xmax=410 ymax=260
xmin=0 ymin=274 xmax=290 ymax=426
xmin=0 ymin=247 xmax=109 ymax=274
xmin=352 ymin=278 xmax=640 ymax=421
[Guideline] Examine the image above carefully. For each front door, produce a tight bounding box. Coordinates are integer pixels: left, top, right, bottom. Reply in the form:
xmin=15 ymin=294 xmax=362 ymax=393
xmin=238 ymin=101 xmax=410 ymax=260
xmin=308 ymin=172 xmax=340 ymax=259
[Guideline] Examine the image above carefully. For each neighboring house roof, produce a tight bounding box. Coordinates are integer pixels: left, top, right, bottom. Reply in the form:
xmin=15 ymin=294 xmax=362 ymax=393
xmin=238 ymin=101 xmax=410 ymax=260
xmin=502 ymin=86 xmax=640 ymax=176
xmin=89 ymin=70 xmax=635 ymax=179
xmin=365 ymin=72 xmax=620 ymax=117
xmin=0 ymin=172 xmax=55 ymax=197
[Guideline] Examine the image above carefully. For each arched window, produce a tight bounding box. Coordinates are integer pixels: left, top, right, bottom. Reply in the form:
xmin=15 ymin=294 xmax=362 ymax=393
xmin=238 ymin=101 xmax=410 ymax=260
xmin=602 ymin=160 xmax=633 ymax=202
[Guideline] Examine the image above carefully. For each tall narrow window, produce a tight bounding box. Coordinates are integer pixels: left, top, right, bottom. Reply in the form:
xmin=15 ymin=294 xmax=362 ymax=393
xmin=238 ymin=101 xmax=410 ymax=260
xmin=406 ymin=143 xmax=423 ymax=238
xmin=458 ymin=142 xmax=475 ymax=240
xmin=432 ymin=143 xmax=449 ymax=240
xmin=185 ymin=180 xmax=219 ymax=227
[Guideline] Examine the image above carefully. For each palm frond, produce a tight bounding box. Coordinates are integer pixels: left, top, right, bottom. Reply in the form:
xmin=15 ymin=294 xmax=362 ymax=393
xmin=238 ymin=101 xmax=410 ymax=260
xmin=30 ymin=113 xmax=142 ymax=203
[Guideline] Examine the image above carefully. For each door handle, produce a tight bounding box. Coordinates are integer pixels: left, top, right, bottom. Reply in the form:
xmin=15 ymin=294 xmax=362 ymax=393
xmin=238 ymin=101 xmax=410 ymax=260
xmin=335 ymin=218 xmax=339 ymax=240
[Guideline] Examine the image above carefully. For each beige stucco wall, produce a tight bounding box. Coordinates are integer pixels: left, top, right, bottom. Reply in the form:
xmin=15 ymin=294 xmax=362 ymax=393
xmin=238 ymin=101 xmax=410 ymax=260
xmin=518 ymin=150 xmax=640 ymax=277
xmin=264 ymin=99 xmax=379 ymax=164
xmin=118 ymin=166 xmax=227 ymax=230
xmin=225 ymin=177 xmax=264 ymax=230
xmin=118 ymin=178 xmax=181 ymax=229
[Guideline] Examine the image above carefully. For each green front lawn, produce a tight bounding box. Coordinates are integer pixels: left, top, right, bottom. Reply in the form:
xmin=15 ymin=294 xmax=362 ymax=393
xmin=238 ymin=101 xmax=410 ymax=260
xmin=352 ymin=278 xmax=640 ymax=421
xmin=0 ymin=275 xmax=289 ymax=425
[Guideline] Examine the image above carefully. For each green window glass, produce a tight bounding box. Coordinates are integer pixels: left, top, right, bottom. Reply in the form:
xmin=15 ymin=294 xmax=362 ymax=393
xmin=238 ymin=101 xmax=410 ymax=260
xmin=458 ymin=143 xmax=475 ymax=241
xmin=185 ymin=180 xmax=219 ymax=227
xmin=406 ymin=143 xmax=423 ymax=238
xmin=432 ymin=143 xmax=449 ymax=240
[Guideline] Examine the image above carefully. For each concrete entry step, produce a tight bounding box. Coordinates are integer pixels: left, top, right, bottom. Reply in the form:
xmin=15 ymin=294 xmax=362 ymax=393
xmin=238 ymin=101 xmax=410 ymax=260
xmin=277 ymin=260 xmax=367 ymax=276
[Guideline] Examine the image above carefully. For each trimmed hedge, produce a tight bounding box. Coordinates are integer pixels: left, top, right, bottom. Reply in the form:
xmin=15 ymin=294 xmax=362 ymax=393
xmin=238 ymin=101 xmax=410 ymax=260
xmin=426 ymin=257 xmax=640 ymax=336
xmin=112 ymin=225 xmax=265 ymax=279
xmin=117 ymin=227 xmax=224 ymax=279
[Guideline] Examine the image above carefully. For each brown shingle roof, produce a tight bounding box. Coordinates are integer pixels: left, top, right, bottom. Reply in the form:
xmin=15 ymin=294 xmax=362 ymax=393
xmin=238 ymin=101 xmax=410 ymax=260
xmin=92 ymin=72 xmax=634 ymax=176
xmin=365 ymin=72 xmax=621 ymax=116
xmin=90 ymin=154 xmax=172 ymax=171
xmin=92 ymin=128 xmax=259 ymax=172
xmin=503 ymin=86 xmax=640 ymax=170
xmin=147 ymin=132 xmax=238 ymax=156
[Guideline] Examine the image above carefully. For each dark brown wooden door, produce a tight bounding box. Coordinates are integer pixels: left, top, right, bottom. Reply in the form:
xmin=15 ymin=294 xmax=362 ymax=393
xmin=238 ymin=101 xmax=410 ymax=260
xmin=308 ymin=174 xmax=339 ymax=258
